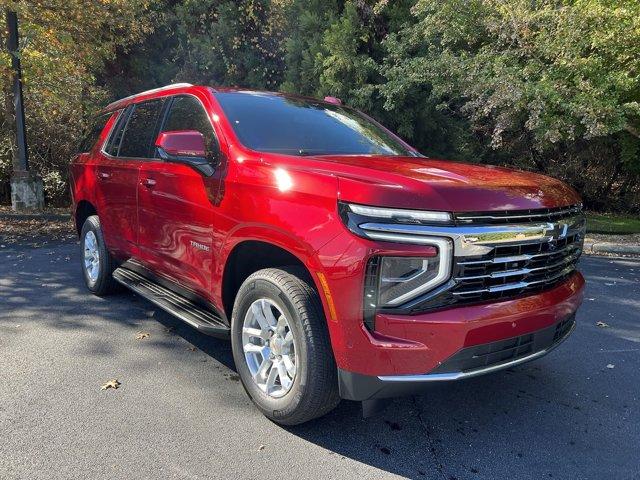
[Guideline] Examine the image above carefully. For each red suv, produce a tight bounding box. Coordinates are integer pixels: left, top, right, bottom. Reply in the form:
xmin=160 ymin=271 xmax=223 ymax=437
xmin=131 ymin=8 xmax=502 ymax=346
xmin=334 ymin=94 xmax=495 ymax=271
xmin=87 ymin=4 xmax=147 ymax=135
xmin=70 ymin=83 xmax=585 ymax=424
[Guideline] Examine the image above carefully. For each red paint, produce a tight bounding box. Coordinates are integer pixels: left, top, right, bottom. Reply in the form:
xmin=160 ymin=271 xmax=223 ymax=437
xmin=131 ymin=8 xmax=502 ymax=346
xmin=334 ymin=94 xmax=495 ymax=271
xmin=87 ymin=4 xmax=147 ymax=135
xmin=155 ymin=130 xmax=206 ymax=157
xmin=70 ymin=85 xmax=585 ymax=378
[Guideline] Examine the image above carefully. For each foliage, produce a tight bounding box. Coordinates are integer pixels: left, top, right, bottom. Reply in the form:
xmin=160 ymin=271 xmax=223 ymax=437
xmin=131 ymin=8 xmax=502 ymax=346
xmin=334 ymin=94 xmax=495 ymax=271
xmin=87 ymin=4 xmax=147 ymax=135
xmin=1 ymin=0 xmax=639 ymax=211
xmin=169 ymin=0 xmax=290 ymax=88
xmin=586 ymin=212 xmax=640 ymax=235
xmin=380 ymin=0 xmax=640 ymax=210
xmin=0 ymin=0 xmax=153 ymax=203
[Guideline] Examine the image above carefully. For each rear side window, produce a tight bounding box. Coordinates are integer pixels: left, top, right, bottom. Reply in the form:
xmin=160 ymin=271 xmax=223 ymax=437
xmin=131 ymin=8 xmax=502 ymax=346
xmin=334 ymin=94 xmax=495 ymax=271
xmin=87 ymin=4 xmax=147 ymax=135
xmin=103 ymin=108 xmax=130 ymax=156
xmin=159 ymin=96 xmax=216 ymax=151
xmin=78 ymin=113 xmax=111 ymax=153
xmin=118 ymin=100 xmax=164 ymax=158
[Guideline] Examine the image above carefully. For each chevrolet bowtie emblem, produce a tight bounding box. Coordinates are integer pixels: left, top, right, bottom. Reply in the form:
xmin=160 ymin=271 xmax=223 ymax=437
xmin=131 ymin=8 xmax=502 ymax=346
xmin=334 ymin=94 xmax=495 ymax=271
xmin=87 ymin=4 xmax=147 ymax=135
xmin=547 ymin=222 xmax=569 ymax=241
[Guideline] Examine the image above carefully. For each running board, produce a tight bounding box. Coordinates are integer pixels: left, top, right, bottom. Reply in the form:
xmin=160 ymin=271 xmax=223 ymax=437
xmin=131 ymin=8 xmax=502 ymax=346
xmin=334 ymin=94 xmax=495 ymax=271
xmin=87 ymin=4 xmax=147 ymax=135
xmin=112 ymin=267 xmax=230 ymax=338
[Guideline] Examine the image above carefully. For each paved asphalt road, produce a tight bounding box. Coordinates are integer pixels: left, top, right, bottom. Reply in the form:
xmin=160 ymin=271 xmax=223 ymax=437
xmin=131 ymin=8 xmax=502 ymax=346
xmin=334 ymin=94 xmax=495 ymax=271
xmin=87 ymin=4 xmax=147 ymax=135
xmin=1 ymin=238 xmax=638 ymax=480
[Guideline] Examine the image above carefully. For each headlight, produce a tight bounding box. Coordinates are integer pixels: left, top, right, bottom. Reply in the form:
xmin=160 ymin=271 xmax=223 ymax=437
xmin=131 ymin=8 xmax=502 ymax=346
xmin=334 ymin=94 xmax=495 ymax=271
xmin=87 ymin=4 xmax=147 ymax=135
xmin=363 ymin=238 xmax=452 ymax=330
xmin=346 ymin=203 xmax=452 ymax=223
xmin=379 ymin=256 xmax=445 ymax=306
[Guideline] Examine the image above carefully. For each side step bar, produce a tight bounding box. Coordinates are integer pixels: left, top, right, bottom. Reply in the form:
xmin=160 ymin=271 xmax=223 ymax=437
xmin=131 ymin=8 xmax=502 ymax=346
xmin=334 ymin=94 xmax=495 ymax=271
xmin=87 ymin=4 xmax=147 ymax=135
xmin=113 ymin=267 xmax=230 ymax=338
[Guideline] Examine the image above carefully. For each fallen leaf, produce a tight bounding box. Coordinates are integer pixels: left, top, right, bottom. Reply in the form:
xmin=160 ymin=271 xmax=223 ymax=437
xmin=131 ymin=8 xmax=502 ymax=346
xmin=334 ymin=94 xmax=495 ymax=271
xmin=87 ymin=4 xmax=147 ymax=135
xmin=258 ymin=445 xmax=265 ymax=451
xmin=101 ymin=379 xmax=121 ymax=390
xmin=596 ymin=321 xmax=609 ymax=328
xmin=606 ymin=364 xmax=615 ymax=369
xmin=187 ymin=346 xmax=197 ymax=352
xmin=135 ymin=331 xmax=150 ymax=340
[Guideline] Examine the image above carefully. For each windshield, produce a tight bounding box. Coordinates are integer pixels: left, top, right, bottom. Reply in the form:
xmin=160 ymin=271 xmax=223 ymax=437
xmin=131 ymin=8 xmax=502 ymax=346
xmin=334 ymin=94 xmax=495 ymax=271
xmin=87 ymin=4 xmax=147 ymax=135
xmin=214 ymin=91 xmax=416 ymax=157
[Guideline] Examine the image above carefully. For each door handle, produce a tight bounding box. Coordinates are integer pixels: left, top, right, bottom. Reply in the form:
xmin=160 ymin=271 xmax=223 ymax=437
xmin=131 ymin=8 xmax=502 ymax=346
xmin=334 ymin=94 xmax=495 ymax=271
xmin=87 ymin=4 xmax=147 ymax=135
xmin=141 ymin=178 xmax=156 ymax=188
xmin=97 ymin=171 xmax=111 ymax=180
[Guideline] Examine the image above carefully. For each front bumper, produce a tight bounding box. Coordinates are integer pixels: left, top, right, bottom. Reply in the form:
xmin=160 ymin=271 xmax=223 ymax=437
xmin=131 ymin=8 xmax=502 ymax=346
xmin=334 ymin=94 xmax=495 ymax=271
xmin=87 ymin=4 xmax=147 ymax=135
xmin=330 ymin=269 xmax=584 ymax=401
xmin=339 ymin=312 xmax=576 ymax=401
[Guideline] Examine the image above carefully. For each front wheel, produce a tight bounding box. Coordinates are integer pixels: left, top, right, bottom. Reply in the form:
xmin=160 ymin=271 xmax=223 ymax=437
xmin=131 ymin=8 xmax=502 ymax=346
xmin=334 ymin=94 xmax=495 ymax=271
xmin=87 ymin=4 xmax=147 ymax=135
xmin=80 ymin=215 xmax=120 ymax=296
xmin=231 ymin=267 xmax=340 ymax=425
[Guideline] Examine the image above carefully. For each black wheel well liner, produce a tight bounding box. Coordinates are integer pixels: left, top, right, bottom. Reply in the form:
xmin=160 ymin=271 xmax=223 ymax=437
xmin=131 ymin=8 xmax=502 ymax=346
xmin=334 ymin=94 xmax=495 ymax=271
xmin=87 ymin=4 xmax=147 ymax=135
xmin=221 ymin=240 xmax=313 ymax=320
xmin=74 ymin=200 xmax=97 ymax=236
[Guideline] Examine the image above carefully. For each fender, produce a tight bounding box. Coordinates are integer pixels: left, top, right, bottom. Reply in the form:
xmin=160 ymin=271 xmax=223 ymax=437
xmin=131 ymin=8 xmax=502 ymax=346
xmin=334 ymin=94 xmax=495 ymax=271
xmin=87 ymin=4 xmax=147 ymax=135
xmin=213 ymin=223 xmax=338 ymax=310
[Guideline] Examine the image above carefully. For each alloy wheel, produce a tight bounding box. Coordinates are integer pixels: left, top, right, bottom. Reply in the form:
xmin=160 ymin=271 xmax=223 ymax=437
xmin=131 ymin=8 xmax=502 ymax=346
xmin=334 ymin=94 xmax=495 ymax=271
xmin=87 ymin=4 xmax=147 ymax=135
xmin=83 ymin=230 xmax=100 ymax=282
xmin=242 ymin=298 xmax=297 ymax=398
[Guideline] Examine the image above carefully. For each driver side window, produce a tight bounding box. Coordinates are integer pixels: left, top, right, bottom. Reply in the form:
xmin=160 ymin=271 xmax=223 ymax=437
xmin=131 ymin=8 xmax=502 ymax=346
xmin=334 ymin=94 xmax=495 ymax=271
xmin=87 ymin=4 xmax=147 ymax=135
xmin=158 ymin=96 xmax=217 ymax=158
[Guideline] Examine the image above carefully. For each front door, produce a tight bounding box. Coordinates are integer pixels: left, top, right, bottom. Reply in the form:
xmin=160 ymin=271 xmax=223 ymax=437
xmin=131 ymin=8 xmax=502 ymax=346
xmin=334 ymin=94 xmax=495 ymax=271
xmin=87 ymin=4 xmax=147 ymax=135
xmin=137 ymin=94 xmax=224 ymax=299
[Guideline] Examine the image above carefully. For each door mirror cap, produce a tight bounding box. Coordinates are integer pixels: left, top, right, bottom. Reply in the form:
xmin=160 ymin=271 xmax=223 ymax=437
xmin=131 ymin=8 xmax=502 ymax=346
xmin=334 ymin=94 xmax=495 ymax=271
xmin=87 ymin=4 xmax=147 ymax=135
xmin=323 ymin=96 xmax=342 ymax=105
xmin=154 ymin=130 xmax=216 ymax=176
xmin=155 ymin=130 xmax=206 ymax=158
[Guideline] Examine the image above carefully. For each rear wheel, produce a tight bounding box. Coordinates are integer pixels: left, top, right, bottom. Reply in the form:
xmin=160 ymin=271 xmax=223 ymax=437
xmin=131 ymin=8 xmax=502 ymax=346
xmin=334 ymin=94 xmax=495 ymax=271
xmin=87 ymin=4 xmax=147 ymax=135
xmin=80 ymin=215 xmax=120 ymax=296
xmin=231 ymin=267 xmax=340 ymax=425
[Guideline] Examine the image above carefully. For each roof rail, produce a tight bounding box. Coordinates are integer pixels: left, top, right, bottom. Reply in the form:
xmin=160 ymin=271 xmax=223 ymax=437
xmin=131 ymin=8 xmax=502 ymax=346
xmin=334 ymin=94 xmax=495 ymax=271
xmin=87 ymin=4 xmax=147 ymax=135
xmin=105 ymin=83 xmax=193 ymax=111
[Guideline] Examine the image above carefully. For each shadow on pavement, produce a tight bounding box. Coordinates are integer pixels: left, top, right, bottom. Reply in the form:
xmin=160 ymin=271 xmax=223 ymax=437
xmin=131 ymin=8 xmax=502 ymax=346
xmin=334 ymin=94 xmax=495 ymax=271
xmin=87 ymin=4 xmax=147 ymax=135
xmin=1 ymin=241 xmax=638 ymax=479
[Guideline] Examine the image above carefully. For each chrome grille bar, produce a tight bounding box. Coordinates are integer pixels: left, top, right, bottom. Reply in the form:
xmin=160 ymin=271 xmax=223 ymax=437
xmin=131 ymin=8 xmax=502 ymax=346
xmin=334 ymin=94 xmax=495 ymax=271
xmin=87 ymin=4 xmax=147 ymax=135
xmin=455 ymin=204 xmax=582 ymax=224
xmin=455 ymin=250 xmax=581 ymax=281
xmin=452 ymin=265 xmax=577 ymax=296
xmin=457 ymin=242 xmax=580 ymax=265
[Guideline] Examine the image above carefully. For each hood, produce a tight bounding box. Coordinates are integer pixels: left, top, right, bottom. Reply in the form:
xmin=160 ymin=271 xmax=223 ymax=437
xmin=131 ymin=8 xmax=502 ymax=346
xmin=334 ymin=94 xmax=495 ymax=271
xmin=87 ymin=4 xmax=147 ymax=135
xmin=311 ymin=155 xmax=580 ymax=213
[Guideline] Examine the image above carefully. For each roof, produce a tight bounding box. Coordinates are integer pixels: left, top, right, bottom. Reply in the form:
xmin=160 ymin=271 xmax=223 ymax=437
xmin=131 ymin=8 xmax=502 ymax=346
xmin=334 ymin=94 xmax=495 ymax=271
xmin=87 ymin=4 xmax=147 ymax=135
xmin=103 ymin=83 xmax=342 ymax=113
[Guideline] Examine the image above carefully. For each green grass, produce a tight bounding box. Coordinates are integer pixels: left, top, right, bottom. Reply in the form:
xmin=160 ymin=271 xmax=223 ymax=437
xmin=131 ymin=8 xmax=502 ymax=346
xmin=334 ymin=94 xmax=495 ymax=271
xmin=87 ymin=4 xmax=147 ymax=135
xmin=586 ymin=212 xmax=640 ymax=235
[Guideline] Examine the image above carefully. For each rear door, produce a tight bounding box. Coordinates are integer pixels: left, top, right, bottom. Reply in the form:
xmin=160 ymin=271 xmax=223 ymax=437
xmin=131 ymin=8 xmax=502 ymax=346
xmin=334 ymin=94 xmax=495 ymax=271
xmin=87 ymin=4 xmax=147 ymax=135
xmin=137 ymin=94 xmax=223 ymax=298
xmin=93 ymin=99 xmax=165 ymax=258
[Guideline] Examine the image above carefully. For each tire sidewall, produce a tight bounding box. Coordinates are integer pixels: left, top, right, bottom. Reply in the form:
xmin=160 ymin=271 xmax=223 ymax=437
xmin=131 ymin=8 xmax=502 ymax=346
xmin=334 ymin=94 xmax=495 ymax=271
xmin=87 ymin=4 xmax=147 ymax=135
xmin=231 ymin=276 xmax=310 ymax=420
xmin=80 ymin=216 xmax=110 ymax=293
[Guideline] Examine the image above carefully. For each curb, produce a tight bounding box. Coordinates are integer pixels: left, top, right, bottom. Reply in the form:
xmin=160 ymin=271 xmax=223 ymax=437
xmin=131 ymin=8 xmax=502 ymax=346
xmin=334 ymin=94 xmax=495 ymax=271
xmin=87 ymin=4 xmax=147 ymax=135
xmin=583 ymin=241 xmax=640 ymax=256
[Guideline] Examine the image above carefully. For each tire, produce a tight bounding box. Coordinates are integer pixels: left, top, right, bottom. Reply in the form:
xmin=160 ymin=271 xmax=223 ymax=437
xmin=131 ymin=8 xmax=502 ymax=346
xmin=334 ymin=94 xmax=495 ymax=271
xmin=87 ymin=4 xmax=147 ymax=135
xmin=80 ymin=215 xmax=120 ymax=296
xmin=231 ymin=267 xmax=340 ymax=425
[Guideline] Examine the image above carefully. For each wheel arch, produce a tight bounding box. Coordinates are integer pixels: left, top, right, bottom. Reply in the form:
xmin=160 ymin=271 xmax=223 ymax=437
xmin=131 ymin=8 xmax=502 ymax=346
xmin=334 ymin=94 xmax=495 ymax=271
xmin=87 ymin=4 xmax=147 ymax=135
xmin=74 ymin=200 xmax=98 ymax=237
xmin=221 ymin=239 xmax=320 ymax=322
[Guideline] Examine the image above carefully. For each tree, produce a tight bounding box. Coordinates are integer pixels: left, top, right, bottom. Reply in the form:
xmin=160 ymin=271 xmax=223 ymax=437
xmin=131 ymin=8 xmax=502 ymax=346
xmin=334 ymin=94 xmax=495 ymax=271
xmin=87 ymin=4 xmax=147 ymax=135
xmin=0 ymin=0 xmax=153 ymax=203
xmin=169 ymin=0 xmax=290 ymax=88
xmin=381 ymin=0 xmax=640 ymax=210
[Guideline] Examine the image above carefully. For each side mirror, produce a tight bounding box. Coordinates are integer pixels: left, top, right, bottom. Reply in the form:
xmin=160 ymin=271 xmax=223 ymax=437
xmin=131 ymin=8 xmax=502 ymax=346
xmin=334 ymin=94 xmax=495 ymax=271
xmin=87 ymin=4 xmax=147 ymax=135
xmin=324 ymin=96 xmax=342 ymax=105
xmin=155 ymin=130 xmax=215 ymax=176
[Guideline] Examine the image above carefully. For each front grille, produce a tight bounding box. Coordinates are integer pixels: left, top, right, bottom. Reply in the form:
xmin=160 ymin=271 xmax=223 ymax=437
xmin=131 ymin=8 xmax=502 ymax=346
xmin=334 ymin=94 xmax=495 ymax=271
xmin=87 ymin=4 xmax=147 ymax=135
xmin=372 ymin=205 xmax=585 ymax=314
xmin=397 ymin=232 xmax=583 ymax=313
xmin=348 ymin=201 xmax=585 ymax=317
xmin=454 ymin=204 xmax=582 ymax=225
xmin=451 ymin=232 xmax=582 ymax=303
xmin=432 ymin=314 xmax=576 ymax=374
